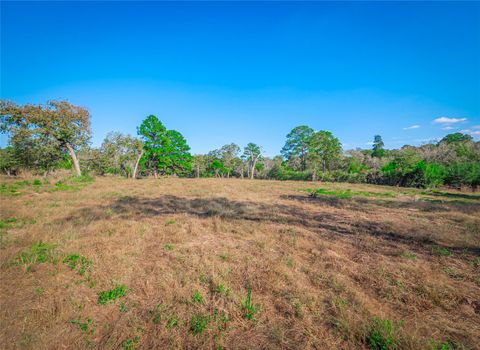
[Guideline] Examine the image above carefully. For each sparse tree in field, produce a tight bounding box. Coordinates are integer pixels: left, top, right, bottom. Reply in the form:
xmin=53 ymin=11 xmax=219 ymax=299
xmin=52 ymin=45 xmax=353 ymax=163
xmin=242 ymin=143 xmax=263 ymax=179
xmin=372 ymin=135 xmax=385 ymax=158
xmin=281 ymin=125 xmax=314 ymax=171
xmin=0 ymin=100 xmax=91 ymax=176
xmin=308 ymin=130 xmax=342 ymax=180
xmin=137 ymin=115 xmax=191 ymax=177
xmin=100 ymin=132 xmax=144 ymax=178
xmin=219 ymin=143 xmax=241 ymax=177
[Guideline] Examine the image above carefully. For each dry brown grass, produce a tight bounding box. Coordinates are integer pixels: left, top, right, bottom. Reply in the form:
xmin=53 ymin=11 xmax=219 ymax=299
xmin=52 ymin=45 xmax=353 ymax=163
xmin=1 ymin=177 xmax=479 ymax=349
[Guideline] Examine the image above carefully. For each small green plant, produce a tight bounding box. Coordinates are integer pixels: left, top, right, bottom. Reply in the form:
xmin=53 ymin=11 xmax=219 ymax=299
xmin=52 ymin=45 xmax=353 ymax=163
xmin=0 ymin=217 xmax=17 ymax=230
xmin=120 ymin=302 xmax=129 ymax=313
xmin=71 ymin=318 xmax=94 ymax=334
xmin=164 ymin=243 xmax=174 ymax=251
xmin=429 ymin=339 xmax=460 ymax=350
xmin=190 ymin=314 xmax=210 ymax=335
xmin=151 ymin=303 xmax=165 ymax=324
xmin=432 ymin=246 xmax=453 ymax=257
xmin=243 ymin=287 xmax=258 ymax=320
xmin=166 ymin=314 xmax=179 ymax=329
xmin=33 ymin=179 xmax=42 ymax=186
xmin=98 ymin=285 xmax=128 ymax=305
xmin=215 ymin=283 xmax=231 ymax=297
xmin=35 ymin=287 xmax=45 ymax=296
xmin=219 ymin=254 xmax=228 ymax=261
xmin=165 ymin=219 xmax=176 ymax=226
xmin=192 ymin=290 xmax=203 ymax=304
xmin=63 ymin=254 xmax=92 ymax=275
xmin=16 ymin=242 xmax=56 ymax=265
xmin=367 ymin=317 xmax=403 ymax=350
xmin=121 ymin=336 xmax=140 ymax=350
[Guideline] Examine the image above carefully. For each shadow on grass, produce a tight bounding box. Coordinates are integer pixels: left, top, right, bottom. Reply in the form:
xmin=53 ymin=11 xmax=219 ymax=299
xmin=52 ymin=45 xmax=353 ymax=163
xmin=65 ymin=195 xmax=480 ymax=257
xmin=424 ymin=190 xmax=480 ymax=201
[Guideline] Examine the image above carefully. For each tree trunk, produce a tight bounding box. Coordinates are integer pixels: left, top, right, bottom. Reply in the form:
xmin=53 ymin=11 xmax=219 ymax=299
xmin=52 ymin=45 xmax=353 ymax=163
xmin=66 ymin=142 xmax=81 ymax=176
xmin=133 ymin=150 xmax=143 ymax=179
xmin=312 ymin=168 xmax=317 ymax=182
xmin=250 ymin=159 xmax=257 ymax=180
xmin=195 ymin=164 xmax=200 ymax=178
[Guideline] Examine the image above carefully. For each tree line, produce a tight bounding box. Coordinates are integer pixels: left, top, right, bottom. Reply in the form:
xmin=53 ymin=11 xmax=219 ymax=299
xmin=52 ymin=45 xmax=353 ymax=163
xmin=1 ymin=100 xmax=479 ymax=190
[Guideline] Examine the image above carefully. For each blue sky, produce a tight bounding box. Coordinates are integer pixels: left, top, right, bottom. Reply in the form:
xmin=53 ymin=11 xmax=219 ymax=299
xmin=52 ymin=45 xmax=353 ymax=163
xmin=1 ymin=1 xmax=479 ymax=156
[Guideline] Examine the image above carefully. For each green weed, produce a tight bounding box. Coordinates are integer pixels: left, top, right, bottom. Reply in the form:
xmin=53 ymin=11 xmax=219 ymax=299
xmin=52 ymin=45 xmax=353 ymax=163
xmin=243 ymin=287 xmax=258 ymax=320
xmin=192 ymin=290 xmax=203 ymax=304
xmin=98 ymin=285 xmax=128 ymax=305
xmin=367 ymin=317 xmax=403 ymax=350
xmin=432 ymin=246 xmax=453 ymax=257
xmin=191 ymin=314 xmax=210 ymax=335
xmin=71 ymin=318 xmax=94 ymax=334
xmin=63 ymin=254 xmax=93 ymax=275
xmin=121 ymin=336 xmax=140 ymax=350
xmin=16 ymin=242 xmax=56 ymax=265
xmin=164 ymin=243 xmax=174 ymax=251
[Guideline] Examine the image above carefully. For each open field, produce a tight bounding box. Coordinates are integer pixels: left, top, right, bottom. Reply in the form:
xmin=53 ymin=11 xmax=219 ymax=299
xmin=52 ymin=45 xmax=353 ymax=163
xmin=1 ymin=177 xmax=479 ymax=349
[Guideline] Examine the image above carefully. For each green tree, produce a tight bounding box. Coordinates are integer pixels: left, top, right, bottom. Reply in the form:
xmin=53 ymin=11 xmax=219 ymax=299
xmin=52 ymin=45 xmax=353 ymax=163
xmin=137 ymin=115 xmax=191 ymax=177
xmin=219 ymin=143 xmax=241 ymax=177
xmin=162 ymin=130 xmax=192 ymax=175
xmin=372 ymin=135 xmax=385 ymax=158
xmin=242 ymin=143 xmax=263 ymax=179
xmin=137 ymin=115 xmax=168 ymax=178
xmin=1 ymin=100 xmax=91 ymax=176
xmin=439 ymin=133 xmax=473 ymax=144
xmin=209 ymin=159 xmax=225 ymax=178
xmin=100 ymin=132 xmax=143 ymax=178
xmin=308 ymin=131 xmax=342 ymax=180
xmin=281 ymin=125 xmax=315 ymax=171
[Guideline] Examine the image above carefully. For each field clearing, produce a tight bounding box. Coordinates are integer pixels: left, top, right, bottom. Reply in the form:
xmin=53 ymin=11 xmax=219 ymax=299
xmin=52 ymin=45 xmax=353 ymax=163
xmin=1 ymin=177 xmax=479 ymax=349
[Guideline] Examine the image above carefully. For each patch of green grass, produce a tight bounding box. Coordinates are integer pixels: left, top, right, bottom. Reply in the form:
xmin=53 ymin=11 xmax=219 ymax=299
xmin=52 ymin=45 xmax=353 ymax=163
xmin=432 ymin=246 xmax=453 ymax=257
xmin=164 ymin=243 xmax=174 ymax=251
xmin=71 ymin=318 xmax=94 ymax=334
xmin=0 ymin=217 xmax=17 ymax=230
xmin=98 ymin=285 xmax=128 ymax=305
xmin=215 ymin=283 xmax=231 ymax=297
xmin=305 ymin=187 xmax=396 ymax=200
xmin=190 ymin=314 xmax=210 ymax=335
xmin=53 ymin=181 xmax=75 ymax=191
xmin=243 ymin=287 xmax=258 ymax=320
xmin=121 ymin=336 xmax=140 ymax=350
xmin=63 ymin=254 xmax=93 ymax=275
xmin=399 ymin=251 xmax=417 ymax=260
xmin=165 ymin=219 xmax=176 ymax=226
xmin=192 ymin=290 xmax=203 ymax=304
xmin=33 ymin=179 xmax=42 ymax=186
xmin=16 ymin=242 xmax=56 ymax=265
xmin=35 ymin=287 xmax=45 ymax=296
xmin=367 ymin=318 xmax=403 ymax=350
xmin=120 ymin=302 xmax=129 ymax=313
xmin=166 ymin=314 xmax=179 ymax=329
xmin=428 ymin=339 xmax=465 ymax=350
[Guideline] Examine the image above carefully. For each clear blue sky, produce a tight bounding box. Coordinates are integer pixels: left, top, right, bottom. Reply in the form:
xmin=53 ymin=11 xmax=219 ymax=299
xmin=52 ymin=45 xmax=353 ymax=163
xmin=1 ymin=1 xmax=479 ymax=156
